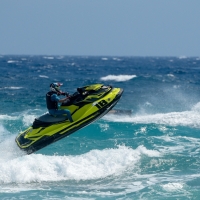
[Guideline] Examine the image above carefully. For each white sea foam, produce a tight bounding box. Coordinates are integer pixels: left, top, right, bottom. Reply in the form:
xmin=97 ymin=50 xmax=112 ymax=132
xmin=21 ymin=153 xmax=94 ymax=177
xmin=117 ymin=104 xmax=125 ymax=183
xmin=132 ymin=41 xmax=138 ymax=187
xmin=0 ymin=114 xmax=18 ymax=120
xmin=39 ymin=75 xmax=49 ymax=78
xmin=0 ymin=124 xmax=25 ymax=161
xmin=162 ymin=182 xmax=184 ymax=191
xmin=101 ymin=57 xmax=108 ymax=60
xmin=112 ymin=57 xmax=122 ymax=61
xmin=100 ymin=75 xmax=137 ymax=82
xmin=0 ymin=124 xmax=9 ymax=139
xmin=0 ymin=145 xmax=159 ymax=184
xmin=0 ymin=110 xmax=43 ymax=129
xmin=43 ymin=56 xmax=54 ymax=59
xmin=153 ymin=135 xmax=200 ymax=156
xmin=99 ymin=123 xmax=110 ymax=132
xmin=56 ymin=56 xmax=64 ymax=59
xmin=19 ymin=109 xmax=45 ymax=127
xmin=167 ymin=74 xmax=175 ymax=78
xmin=0 ymin=134 xmax=25 ymax=161
xmin=104 ymin=102 xmax=200 ymax=128
xmin=178 ymin=56 xmax=187 ymax=59
xmin=4 ymin=86 xmax=23 ymax=90
xmin=22 ymin=114 xmax=37 ymax=127
xmin=7 ymin=60 xmax=18 ymax=63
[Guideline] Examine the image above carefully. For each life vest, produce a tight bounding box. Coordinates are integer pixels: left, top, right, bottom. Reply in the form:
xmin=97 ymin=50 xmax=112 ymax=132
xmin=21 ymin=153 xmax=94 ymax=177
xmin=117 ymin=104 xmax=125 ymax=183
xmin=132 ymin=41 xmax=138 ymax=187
xmin=46 ymin=91 xmax=58 ymax=110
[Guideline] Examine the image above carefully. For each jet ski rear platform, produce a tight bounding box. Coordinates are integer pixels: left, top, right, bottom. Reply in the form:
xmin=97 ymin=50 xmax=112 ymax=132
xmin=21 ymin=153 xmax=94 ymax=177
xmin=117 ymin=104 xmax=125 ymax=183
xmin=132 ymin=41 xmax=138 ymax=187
xmin=15 ymin=84 xmax=123 ymax=154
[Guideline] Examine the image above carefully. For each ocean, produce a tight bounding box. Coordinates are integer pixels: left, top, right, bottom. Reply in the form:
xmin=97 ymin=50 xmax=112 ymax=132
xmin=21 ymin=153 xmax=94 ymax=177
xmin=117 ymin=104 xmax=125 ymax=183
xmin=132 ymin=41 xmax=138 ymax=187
xmin=0 ymin=55 xmax=200 ymax=199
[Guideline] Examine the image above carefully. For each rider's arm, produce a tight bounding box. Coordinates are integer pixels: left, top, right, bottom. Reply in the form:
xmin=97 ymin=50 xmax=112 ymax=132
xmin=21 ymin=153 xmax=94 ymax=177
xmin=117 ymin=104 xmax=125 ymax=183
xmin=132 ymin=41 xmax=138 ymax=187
xmin=58 ymin=96 xmax=69 ymax=103
xmin=51 ymin=94 xmax=69 ymax=103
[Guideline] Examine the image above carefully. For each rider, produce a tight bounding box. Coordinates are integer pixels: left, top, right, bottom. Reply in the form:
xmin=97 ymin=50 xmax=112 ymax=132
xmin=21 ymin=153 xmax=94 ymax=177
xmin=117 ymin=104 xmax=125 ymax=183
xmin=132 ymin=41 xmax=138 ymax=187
xmin=46 ymin=83 xmax=73 ymax=122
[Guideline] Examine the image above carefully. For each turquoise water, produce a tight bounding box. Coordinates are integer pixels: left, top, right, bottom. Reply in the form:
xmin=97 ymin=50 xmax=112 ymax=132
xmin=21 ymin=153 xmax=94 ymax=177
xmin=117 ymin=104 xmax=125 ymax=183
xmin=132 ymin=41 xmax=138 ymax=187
xmin=0 ymin=56 xmax=200 ymax=199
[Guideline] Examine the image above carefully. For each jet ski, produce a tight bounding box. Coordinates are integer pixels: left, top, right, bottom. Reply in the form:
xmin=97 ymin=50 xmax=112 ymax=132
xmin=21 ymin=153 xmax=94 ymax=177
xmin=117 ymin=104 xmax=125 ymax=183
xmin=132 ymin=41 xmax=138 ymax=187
xmin=15 ymin=84 xmax=123 ymax=154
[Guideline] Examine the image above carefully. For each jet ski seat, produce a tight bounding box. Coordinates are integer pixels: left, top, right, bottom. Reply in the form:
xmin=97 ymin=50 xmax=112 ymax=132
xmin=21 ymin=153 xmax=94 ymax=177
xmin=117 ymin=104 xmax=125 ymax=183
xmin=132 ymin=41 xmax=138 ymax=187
xmin=32 ymin=113 xmax=68 ymax=129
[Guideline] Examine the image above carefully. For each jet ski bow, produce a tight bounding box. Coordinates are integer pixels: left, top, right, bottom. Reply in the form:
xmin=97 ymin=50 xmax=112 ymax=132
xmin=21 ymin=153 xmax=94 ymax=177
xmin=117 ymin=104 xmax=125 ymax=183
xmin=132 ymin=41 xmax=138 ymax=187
xmin=15 ymin=84 xmax=123 ymax=154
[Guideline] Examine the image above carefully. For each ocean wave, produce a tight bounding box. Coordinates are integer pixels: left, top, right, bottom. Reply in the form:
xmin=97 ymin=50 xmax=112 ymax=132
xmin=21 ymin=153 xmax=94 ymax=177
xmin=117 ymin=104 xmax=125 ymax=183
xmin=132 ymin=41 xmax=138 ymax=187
xmin=0 ymin=145 xmax=160 ymax=184
xmin=7 ymin=60 xmax=18 ymax=63
xmin=104 ymin=102 xmax=200 ymax=128
xmin=0 ymin=124 xmax=10 ymax=139
xmin=0 ymin=114 xmax=18 ymax=120
xmin=100 ymin=75 xmax=137 ymax=82
xmin=152 ymin=135 xmax=200 ymax=157
xmin=39 ymin=75 xmax=49 ymax=79
xmin=0 ymin=125 xmax=25 ymax=162
xmin=0 ymin=110 xmax=44 ymax=128
xmin=3 ymin=87 xmax=23 ymax=90
xmin=112 ymin=57 xmax=122 ymax=61
xmin=162 ymin=182 xmax=184 ymax=191
xmin=43 ymin=56 xmax=54 ymax=59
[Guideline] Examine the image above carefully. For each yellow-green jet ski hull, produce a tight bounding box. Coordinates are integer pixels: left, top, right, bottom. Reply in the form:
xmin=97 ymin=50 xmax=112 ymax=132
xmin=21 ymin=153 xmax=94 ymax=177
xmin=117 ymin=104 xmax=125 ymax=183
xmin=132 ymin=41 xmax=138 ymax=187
xmin=15 ymin=84 xmax=123 ymax=154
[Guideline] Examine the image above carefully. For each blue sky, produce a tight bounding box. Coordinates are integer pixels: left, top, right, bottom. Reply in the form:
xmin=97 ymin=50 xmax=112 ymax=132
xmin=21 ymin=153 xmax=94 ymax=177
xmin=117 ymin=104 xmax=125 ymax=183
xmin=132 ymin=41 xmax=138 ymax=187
xmin=0 ymin=0 xmax=200 ymax=56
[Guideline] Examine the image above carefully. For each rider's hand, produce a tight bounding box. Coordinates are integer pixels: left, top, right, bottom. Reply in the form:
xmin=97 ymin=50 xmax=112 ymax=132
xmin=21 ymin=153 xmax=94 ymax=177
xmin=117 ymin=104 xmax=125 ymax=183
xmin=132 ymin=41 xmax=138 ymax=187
xmin=61 ymin=92 xmax=70 ymax=96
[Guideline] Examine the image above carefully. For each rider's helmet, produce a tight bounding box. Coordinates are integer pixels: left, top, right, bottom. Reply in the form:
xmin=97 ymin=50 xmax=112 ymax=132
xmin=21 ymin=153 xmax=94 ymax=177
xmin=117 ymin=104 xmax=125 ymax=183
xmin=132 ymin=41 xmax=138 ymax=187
xmin=50 ymin=83 xmax=63 ymax=93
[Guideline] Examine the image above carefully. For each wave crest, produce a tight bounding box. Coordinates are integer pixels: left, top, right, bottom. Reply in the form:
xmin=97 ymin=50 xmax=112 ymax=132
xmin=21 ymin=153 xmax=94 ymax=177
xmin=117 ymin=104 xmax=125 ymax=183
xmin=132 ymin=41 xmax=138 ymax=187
xmin=100 ymin=75 xmax=136 ymax=82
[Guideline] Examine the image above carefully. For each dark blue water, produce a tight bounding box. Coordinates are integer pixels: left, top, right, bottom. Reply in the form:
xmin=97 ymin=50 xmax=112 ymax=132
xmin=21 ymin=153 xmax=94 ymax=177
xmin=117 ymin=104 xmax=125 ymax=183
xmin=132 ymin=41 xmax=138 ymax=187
xmin=1 ymin=55 xmax=200 ymax=199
